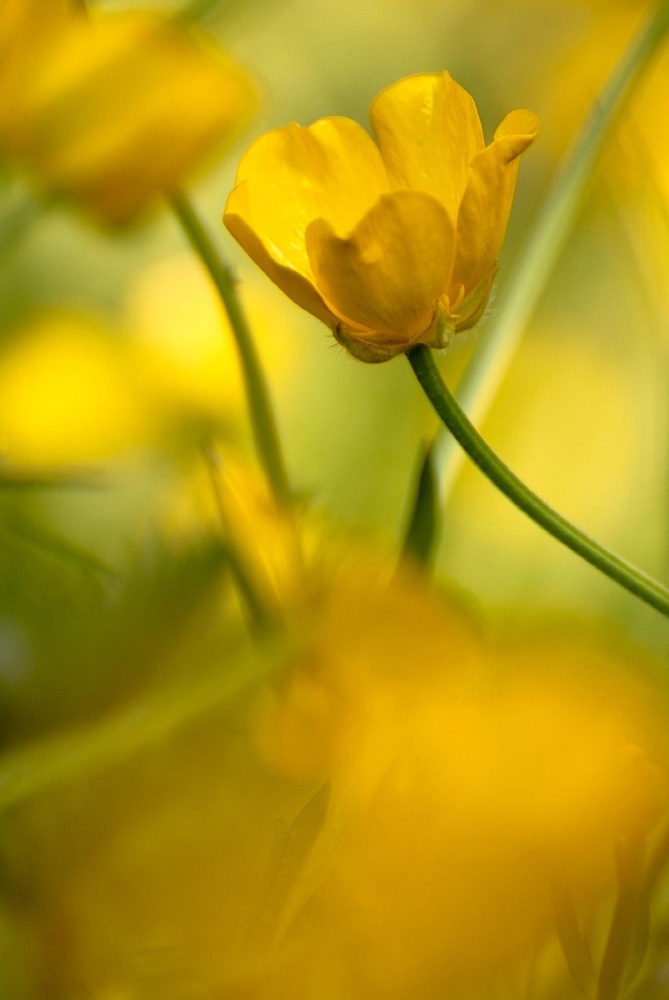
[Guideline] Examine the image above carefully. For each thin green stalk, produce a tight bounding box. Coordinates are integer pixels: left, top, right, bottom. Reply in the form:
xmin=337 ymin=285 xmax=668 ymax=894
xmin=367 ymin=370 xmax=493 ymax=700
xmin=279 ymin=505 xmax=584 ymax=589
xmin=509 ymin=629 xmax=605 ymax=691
xmin=3 ymin=513 xmax=115 ymax=581
xmin=171 ymin=190 xmax=290 ymax=506
xmin=174 ymin=0 xmax=225 ymax=22
xmin=408 ymin=345 xmax=669 ymax=619
xmin=401 ymin=441 xmax=440 ymax=568
xmin=432 ymin=0 xmax=669 ymax=506
xmin=0 ymin=650 xmax=273 ymax=814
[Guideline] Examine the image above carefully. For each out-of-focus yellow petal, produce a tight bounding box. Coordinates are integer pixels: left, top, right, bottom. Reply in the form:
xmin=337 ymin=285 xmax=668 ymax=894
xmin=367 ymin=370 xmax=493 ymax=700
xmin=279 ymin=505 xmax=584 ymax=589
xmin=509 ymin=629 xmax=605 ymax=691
xmin=257 ymin=554 xmax=669 ymax=988
xmin=370 ymin=71 xmax=485 ymax=222
xmin=450 ymin=109 xmax=539 ymax=295
xmin=305 ymin=190 xmax=454 ymax=345
xmin=0 ymin=0 xmax=74 ymax=145
xmin=224 ymin=118 xmax=388 ymax=326
xmin=10 ymin=11 xmax=255 ymax=223
xmin=319 ymin=640 xmax=667 ymax=987
xmin=126 ymin=253 xmax=300 ymax=428
xmin=0 ymin=314 xmax=155 ymax=464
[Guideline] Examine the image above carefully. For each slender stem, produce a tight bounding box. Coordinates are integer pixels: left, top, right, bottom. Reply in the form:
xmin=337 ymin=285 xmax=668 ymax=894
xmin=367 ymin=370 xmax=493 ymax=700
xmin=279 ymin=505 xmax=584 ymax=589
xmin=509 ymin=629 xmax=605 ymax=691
xmin=401 ymin=441 xmax=440 ymax=568
xmin=174 ymin=0 xmax=225 ymax=21
xmin=171 ymin=190 xmax=291 ymax=506
xmin=408 ymin=345 xmax=669 ymax=618
xmin=432 ymin=0 xmax=669 ymax=506
xmin=0 ymin=651 xmax=272 ymax=814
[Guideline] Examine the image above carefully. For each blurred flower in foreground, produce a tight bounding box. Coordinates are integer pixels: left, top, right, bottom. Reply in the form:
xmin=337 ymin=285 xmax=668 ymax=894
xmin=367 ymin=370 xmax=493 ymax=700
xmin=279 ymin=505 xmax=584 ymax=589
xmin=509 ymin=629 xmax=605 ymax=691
xmin=177 ymin=474 xmax=669 ymax=991
xmin=125 ymin=253 xmax=300 ymax=432
xmin=0 ymin=5 xmax=255 ymax=224
xmin=0 ymin=314 xmax=155 ymax=464
xmin=34 ymin=540 xmax=669 ymax=999
xmin=255 ymin=564 xmax=668 ymax=995
xmin=225 ymin=71 xmax=538 ymax=362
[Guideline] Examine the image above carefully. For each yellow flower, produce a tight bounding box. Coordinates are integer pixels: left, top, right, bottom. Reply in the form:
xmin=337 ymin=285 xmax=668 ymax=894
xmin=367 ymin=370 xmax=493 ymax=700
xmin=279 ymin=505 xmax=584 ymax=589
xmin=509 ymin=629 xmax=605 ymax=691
xmin=224 ymin=72 xmax=539 ymax=362
xmin=0 ymin=313 xmax=156 ymax=464
xmin=0 ymin=0 xmax=71 ymax=128
xmin=0 ymin=6 xmax=255 ymax=224
xmin=258 ymin=579 xmax=669 ymax=991
xmin=125 ymin=253 xmax=300 ymax=428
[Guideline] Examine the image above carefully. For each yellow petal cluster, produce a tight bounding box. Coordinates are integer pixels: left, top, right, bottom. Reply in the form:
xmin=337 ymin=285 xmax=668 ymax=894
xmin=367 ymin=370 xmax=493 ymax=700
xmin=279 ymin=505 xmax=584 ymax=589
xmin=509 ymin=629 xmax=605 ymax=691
xmin=225 ymin=72 xmax=539 ymax=361
xmin=0 ymin=3 xmax=255 ymax=224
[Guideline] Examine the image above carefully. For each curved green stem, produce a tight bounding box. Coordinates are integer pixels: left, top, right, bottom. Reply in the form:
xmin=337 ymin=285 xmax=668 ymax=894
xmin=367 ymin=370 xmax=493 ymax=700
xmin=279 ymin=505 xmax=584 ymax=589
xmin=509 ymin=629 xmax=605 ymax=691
xmin=171 ymin=190 xmax=290 ymax=506
xmin=432 ymin=0 xmax=669 ymax=506
xmin=408 ymin=345 xmax=669 ymax=618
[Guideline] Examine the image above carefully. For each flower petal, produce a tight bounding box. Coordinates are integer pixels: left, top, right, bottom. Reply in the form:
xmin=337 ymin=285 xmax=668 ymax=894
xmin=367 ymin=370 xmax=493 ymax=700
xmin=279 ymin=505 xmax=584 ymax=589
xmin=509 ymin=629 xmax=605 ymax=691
xmin=370 ymin=71 xmax=485 ymax=223
xmin=225 ymin=181 xmax=340 ymax=328
xmin=224 ymin=117 xmax=388 ymax=324
xmin=306 ymin=190 xmax=454 ymax=345
xmin=9 ymin=12 xmax=256 ymax=223
xmin=0 ymin=0 xmax=74 ymax=151
xmin=450 ymin=109 xmax=539 ymax=296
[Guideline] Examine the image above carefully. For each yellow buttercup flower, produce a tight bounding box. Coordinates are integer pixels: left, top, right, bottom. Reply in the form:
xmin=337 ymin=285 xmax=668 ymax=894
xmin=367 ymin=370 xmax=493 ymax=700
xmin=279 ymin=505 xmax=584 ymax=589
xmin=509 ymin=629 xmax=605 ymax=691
xmin=0 ymin=6 xmax=255 ymax=224
xmin=224 ymin=72 xmax=539 ymax=362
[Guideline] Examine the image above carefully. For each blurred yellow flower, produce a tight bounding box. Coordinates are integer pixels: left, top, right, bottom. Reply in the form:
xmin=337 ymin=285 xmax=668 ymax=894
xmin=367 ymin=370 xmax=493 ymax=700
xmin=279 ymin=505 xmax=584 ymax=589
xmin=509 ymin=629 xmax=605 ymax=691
xmin=0 ymin=6 xmax=255 ymax=223
xmin=207 ymin=455 xmax=306 ymax=617
xmin=0 ymin=314 xmax=155 ymax=464
xmin=0 ymin=0 xmax=71 ymax=127
xmin=257 ymin=568 xmax=668 ymax=991
xmin=11 ymin=517 xmax=669 ymax=998
xmin=125 ymin=253 xmax=299 ymax=429
xmin=224 ymin=71 xmax=538 ymax=362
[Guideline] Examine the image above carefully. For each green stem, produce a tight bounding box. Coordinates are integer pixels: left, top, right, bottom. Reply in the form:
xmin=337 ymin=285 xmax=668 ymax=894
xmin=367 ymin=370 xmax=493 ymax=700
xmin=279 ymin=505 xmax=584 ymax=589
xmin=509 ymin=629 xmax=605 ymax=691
xmin=0 ymin=651 xmax=273 ymax=814
xmin=408 ymin=345 xmax=669 ymax=618
xmin=432 ymin=0 xmax=669 ymax=505
xmin=174 ymin=0 xmax=225 ymax=21
xmin=171 ymin=190 xmax=290 ymax=506
xmin=401 ymin=441 xmax=440 ymax=568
